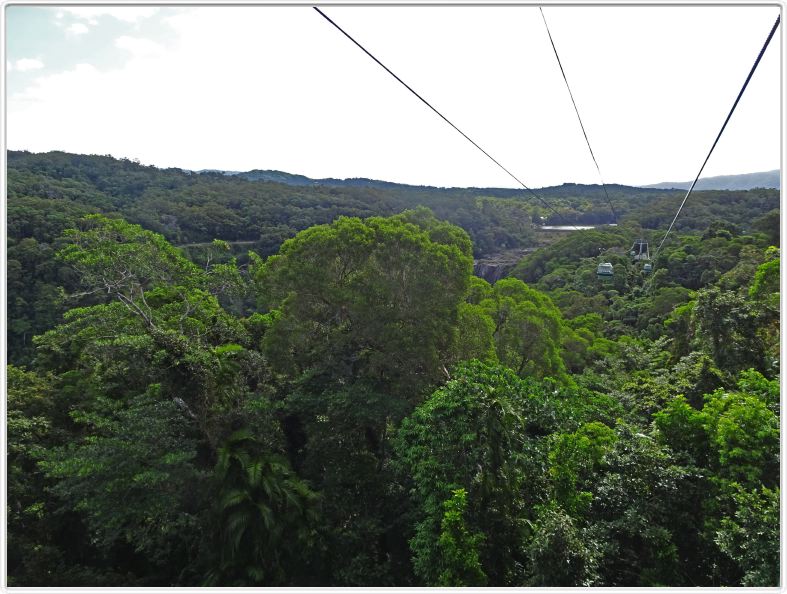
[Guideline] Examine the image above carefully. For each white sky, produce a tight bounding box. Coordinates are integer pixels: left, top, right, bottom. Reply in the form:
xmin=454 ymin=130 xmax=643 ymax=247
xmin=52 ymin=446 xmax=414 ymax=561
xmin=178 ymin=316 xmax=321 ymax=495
xmin=5 ymin=4 xmax=783 ymax=188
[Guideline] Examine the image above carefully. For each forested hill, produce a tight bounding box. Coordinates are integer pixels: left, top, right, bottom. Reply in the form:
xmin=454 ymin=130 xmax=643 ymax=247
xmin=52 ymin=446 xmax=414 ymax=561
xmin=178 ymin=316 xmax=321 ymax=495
xmin=7 ymin=150 xmax=778 ymax=251
xmin=643 ymin=169 xmax=780 ymax=191
xmin=210 ymin=167 xmax=683 ymax=197
xmin=7 ymin=148 xmax=781 ymax=587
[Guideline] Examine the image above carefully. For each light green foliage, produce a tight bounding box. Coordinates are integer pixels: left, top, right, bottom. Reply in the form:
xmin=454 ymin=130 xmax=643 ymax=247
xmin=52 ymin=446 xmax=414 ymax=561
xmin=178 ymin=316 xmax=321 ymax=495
xmin=703 ymin=389 xmax=779 ymax=488
xmin=475 ymin=278 xmax=569 ymax=381
xmin=652 ymin=372 xmax=779 ymax=585
xmin=397 ymin=361 xmax=568 ymax=585
xmin=549 ymin=422 xmax=616 ymax=516
xmin=511 ymin=228 xmax=629 ymax=284
xmin=5 ymin=150 xmax=782 ymax=586
xmin=47 ymin=215 xmax=259 ymax=439
xmin=566 ymin=312 xmax=619 ymax=368
xmin=656 ymin=372 xmax=778 ymax=489
xmin=32 ymin=294 xmax=254 ymax=445
xmin=668 ymin=351 xmax=724 ymax=408
xmin=455 ymin=302 xmax=498 ymax=364
xmin=550 ymin=289 xmax=608 ymax=318
xmin=435 ymin=489 xmax=487 ymax=586
xmin=663 ymin=299 xmax=696 ymax=360
xmin=736 ymin=368 xmax=779 ymax=415
xmin=58 ymin=215 xmax=204 ymax=324
xmin=749 ymin=255 xmax=779 ymax=302
xmin=654 ymin=395 xmax=709 ymax=467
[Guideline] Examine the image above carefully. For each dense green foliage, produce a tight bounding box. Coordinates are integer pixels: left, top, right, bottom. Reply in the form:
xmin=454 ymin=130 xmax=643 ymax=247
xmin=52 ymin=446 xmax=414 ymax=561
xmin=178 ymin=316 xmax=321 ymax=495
xmin=6 ymin=150 xmax=780 ymax=586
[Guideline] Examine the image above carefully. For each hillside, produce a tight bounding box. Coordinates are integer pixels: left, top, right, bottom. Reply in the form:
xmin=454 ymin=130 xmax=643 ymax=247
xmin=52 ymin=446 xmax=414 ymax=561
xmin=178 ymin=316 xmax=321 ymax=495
xmin=7 ymin=148 xmax=779 ymax=366
xmin=643 ymin=169 xmax=780 ymax=191
xmin=8 ymin=151 xmax=779 ymax=246
xmin=6 ymin=148 xmax=781 ymax=587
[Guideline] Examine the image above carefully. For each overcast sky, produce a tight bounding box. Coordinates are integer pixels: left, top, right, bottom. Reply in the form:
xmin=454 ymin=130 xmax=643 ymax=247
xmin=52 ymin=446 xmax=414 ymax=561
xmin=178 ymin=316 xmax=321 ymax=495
xmin=5 ymin=4 xmax=782 ymax=188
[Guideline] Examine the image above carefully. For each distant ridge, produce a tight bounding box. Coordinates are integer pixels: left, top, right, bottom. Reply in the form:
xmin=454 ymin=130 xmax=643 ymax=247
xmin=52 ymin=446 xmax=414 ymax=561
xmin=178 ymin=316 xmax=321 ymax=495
xmin=199 ymin=168 xmax=675 ymax=196
xmin=203 ymin=168 xmax=474 ymax=190
xmin=642 ymin=170 xmax=779 ymax=191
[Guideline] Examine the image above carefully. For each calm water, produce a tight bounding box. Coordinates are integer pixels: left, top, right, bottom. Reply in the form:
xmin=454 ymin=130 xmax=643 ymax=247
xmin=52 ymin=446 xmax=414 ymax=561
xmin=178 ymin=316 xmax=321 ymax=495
xmin=541 ymin=225 xmax=597 ymax=230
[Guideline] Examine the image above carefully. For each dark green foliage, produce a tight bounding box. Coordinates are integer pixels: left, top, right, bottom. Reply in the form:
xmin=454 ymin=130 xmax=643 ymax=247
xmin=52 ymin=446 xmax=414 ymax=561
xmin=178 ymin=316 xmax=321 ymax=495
xmin=588 ymin=423 xmax=688 ymax=586
xmin=205 ymin=429 xmax=318 ymax=586
xmin=256 ymin=208 xmax=472 ymax=404
xmin=5 ymin=150 xmax=780 ymax=586
xmin=525 ymin=504 xmax=603 ymax=586
xmin=6 ymin=197 xmax=93 ymax=365
xmin=750 ymin=208 xmax=779 ymax=245
xmin=510 ymin=228 xmax=630 ymax=284
xmin=715 ymin=486 xmax=780 ymax=586
xmin=693 ymin=287 xmax=768 ymax=376
xmin=39 ymin=387 xmax=205 ymax=579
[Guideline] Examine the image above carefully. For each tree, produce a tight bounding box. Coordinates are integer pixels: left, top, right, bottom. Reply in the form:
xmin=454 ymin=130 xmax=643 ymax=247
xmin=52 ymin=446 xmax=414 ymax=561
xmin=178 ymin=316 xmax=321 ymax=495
xmin=252 ymin=209 xmax=474 ymax=584
xmin=692 ymin=287 xmax=767 ymax=375
xmin=749 ymin=254 xmax=779 ymax=304
xmin=525 ymin=504 xmax=603 ymax=586
xmin=23 ymin=215 xmax=286 ymax=584
xmin=38 ymin=386 xmax=205 ymax=584
xmin=434 ymin=489 xmax=487 ymax=586
xmin=750 ymin=208 xmax=779 ymax=245
xmin=703 ymin=388 xmax=779 ymax=488
xmin=255 ymin=208 xmax=473 ymax=405
xmin=715 ymin=486 xmax=779 ymax=586
xmin=653 ymin=374 xmax=779 ymax=584
xmin=205 ymin=429 xmax=318 ymax=586
xmin=588 ymin=423 xmax=688 ymax=586
xmin=549 ymin=422 xmax=616 ymax=517
xmin=396 ymin=361 xmax=567 ymax=585
xmin=474 ymin=278 xmax=570 ymax=382
xmin=57 ymin=214 xmax=204 ymax=329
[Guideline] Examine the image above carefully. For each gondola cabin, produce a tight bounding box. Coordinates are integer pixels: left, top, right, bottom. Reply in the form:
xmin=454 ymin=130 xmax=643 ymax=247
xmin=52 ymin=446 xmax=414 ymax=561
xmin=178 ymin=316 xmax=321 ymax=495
xmin=597 ymin=262 xmax=614 ymax=277
xmin=630 ymin=239 xmax=650 ymax=261
xmin=643 ymin=263 xmax=653 ymax=274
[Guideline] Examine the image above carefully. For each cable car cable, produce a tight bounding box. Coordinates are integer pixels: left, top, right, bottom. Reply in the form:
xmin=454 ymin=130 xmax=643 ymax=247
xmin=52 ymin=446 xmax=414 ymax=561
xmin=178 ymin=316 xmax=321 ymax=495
xmin=540 ymin=7 xmax=618 ymax=224
xmin=313 ymin=6 xmax=579 ymax=230
xmin=652 ymin=13 xmax=780 ymax=264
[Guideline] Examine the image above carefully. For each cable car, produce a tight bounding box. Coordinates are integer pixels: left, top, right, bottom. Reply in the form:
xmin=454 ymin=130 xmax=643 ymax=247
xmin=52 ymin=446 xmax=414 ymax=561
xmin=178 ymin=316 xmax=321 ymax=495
xmin=596 ymin=262 xmax=614 ymax=277
xmin=643 ymin=262 xmax=653 ymax=274
xmin=630 ymin=239 xmax=650 ymax=261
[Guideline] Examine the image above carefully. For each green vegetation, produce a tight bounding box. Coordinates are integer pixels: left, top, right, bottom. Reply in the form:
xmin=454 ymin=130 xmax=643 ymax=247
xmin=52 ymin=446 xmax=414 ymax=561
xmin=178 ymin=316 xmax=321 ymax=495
xmin=6 ymin=150 xmax=780 ymax=586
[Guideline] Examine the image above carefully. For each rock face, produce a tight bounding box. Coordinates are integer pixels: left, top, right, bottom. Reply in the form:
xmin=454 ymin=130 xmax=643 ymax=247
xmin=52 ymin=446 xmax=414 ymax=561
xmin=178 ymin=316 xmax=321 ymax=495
xmin=474 ymin=261 xmax=513 ymax=283
xmin=473 ymin=249 xmax=535 ymax=284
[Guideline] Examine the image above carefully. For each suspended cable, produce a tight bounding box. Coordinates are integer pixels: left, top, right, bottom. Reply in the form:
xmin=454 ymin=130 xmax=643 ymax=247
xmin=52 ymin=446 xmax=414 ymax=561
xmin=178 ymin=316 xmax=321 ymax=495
xmin=540 ymin=7 xmax=618 ymax=224
xmin=652 ymin=14 xmax=780 ymax=264
xmin=313 ymin=6 xmax=578 ymax=230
